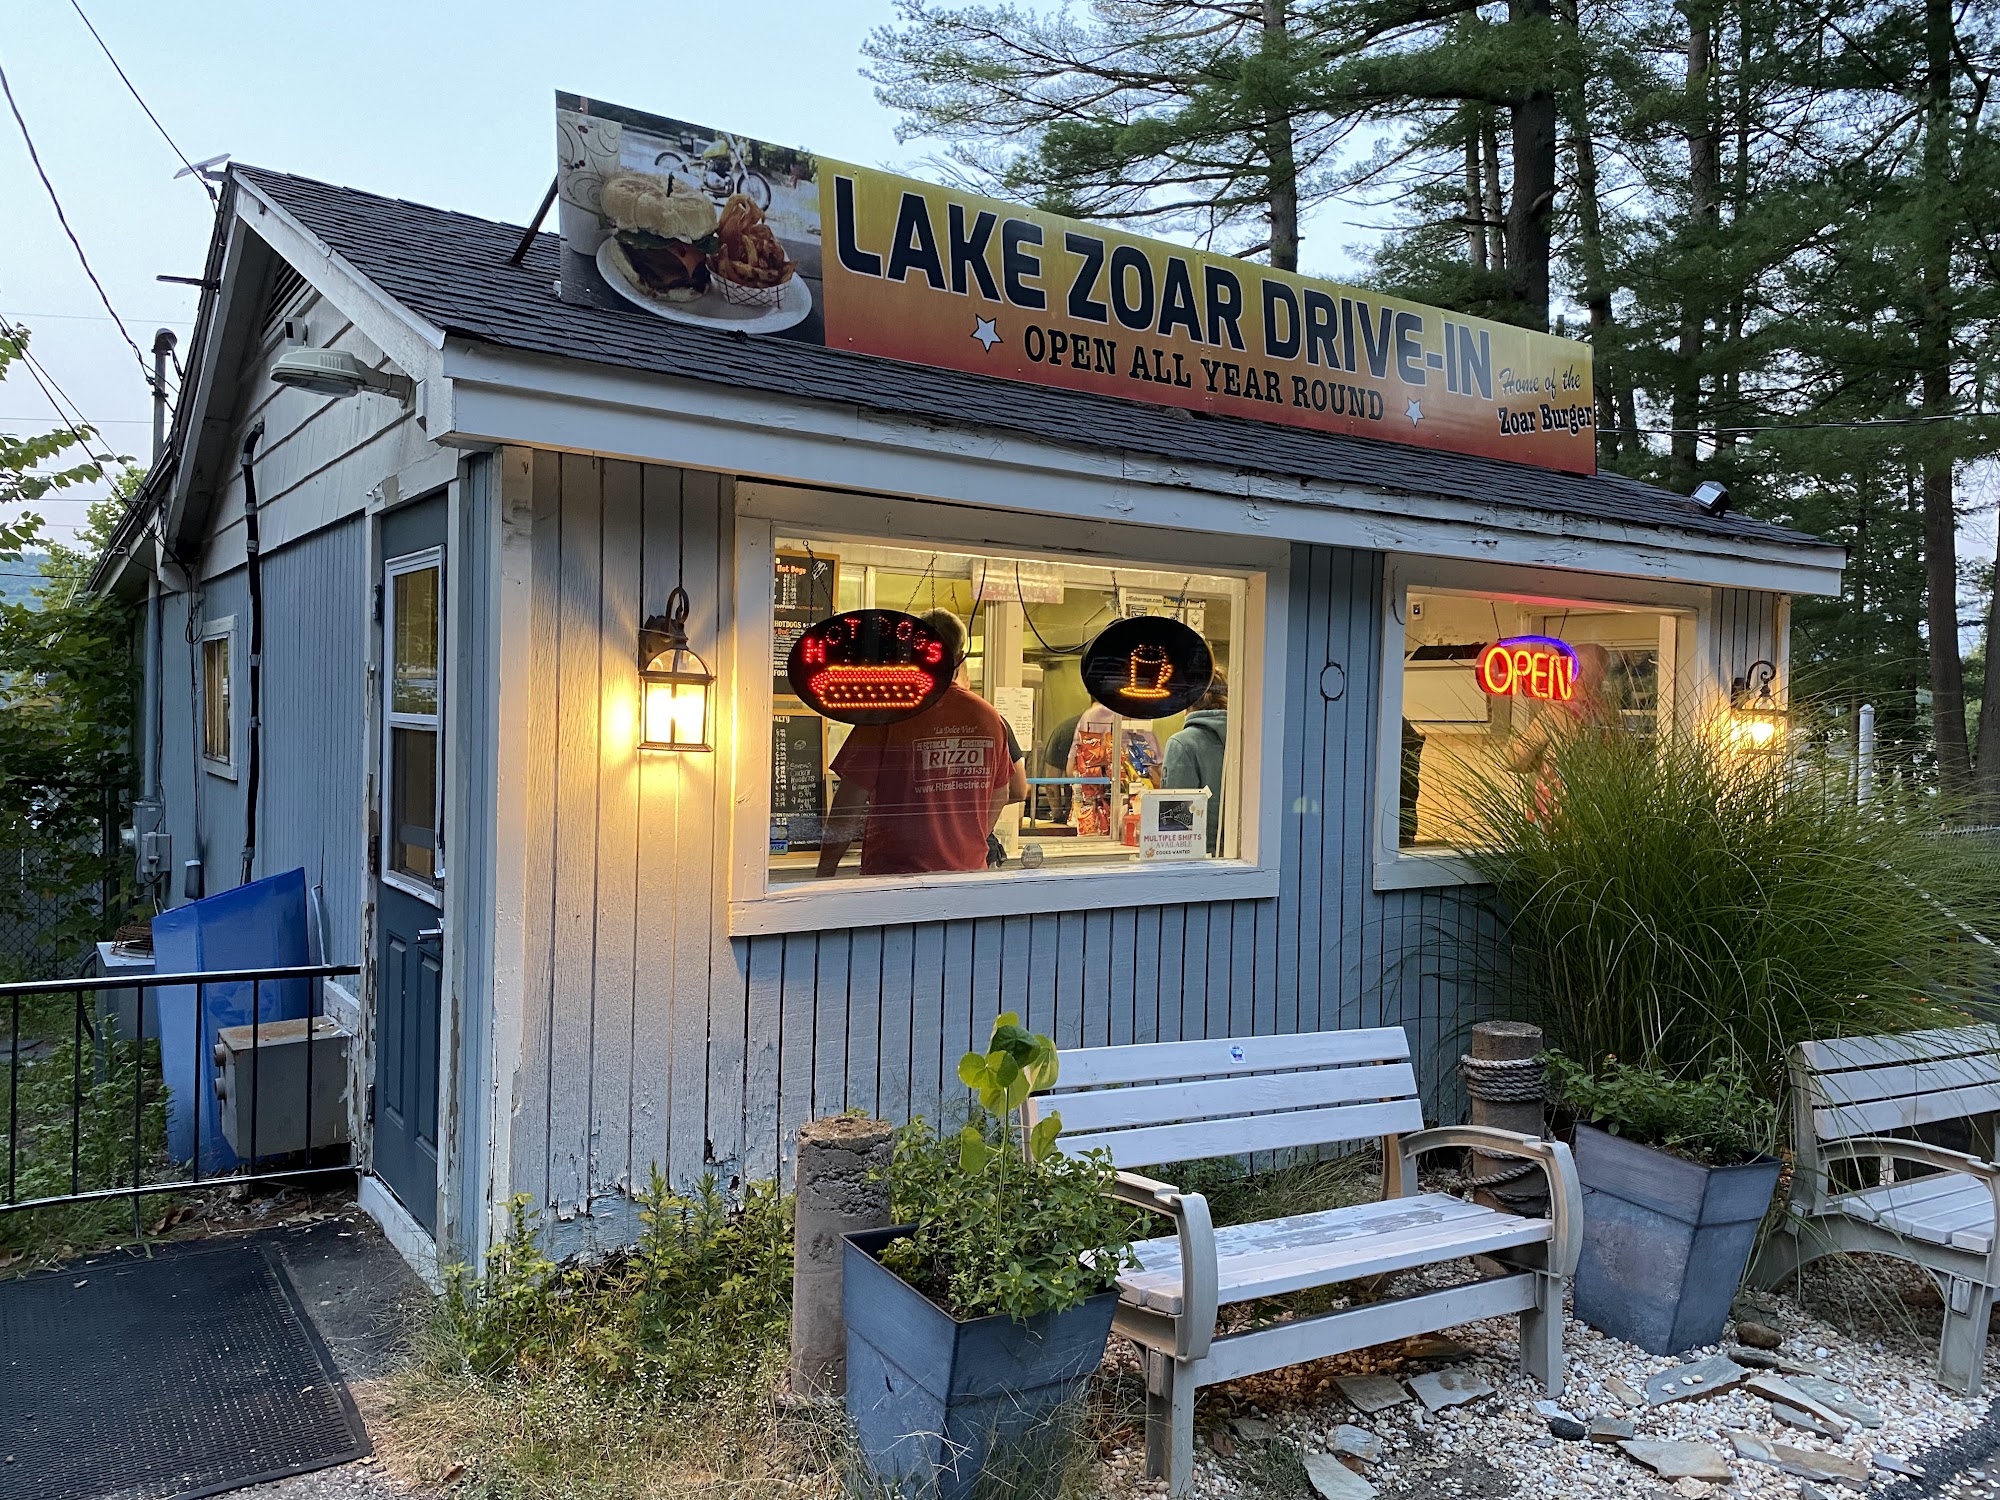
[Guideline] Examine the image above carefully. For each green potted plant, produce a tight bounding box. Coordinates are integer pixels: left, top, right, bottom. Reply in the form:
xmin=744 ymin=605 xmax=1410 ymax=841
xmin=843 ymin=1013 xmax=1134 ymax=1500
xmin=1550 ymin=1051 xmax=1782 ymax=1355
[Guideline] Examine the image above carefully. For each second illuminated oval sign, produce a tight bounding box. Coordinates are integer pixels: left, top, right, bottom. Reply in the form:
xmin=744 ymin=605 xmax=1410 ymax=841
xmin=786 ymin=609 xmax=955 ymax=725
xmin=1080 ymin=615 xmax=1215 ymax=718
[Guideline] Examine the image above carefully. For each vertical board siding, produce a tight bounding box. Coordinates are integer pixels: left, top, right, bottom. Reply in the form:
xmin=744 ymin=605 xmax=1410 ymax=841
xmin=259 ymin=518 xmax=368 ymax=958
xmin=503 ymin=461 xmax=1793 ymax=1242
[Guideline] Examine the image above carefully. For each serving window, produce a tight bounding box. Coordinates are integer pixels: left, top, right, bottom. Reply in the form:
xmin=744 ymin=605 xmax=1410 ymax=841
xmin=1382 ymin=572 xmax=1694 ymax=877
xmin=766 ymin=534 xmax=1245 ymax=885
xmin=732 ymin=485 xmax=1286 ymax=934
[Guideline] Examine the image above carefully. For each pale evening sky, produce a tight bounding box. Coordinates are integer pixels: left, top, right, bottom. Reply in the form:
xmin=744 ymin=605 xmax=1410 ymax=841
xmin=2 ymin=0 xmax=1988 ymax=624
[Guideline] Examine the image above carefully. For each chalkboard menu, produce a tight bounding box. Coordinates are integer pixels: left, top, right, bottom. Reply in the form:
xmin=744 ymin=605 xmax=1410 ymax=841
xmin=773 ymin=550 xmax=838 ymax=694
xmin=770 ymin=712 xmax=827 ymax=853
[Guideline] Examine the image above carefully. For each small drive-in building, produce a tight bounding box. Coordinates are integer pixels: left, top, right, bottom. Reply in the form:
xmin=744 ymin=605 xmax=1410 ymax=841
xmin=95 ymin=100 xmax=1844 ymax=1274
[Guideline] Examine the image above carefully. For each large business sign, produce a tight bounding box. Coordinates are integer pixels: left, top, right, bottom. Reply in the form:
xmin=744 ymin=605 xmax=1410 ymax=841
xmin=556 ymin=94 xmax=1597 ymax=475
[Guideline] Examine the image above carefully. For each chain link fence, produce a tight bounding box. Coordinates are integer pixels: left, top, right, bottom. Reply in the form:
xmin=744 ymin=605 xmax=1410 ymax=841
xmin=0 ymin=789 xmax=125 ymax=983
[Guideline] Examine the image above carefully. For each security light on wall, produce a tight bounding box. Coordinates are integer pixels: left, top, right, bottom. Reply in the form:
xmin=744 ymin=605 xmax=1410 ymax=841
xmin=270 ymin=348 xmax=412 ymax=402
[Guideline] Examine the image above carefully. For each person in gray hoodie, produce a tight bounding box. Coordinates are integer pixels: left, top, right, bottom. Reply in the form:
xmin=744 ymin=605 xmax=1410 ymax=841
xmin=1163 ymin=674 xmax=1227 ymax=854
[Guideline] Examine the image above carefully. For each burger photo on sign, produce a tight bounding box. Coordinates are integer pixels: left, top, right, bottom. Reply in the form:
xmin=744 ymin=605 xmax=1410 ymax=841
xmin=594 ymin=170 xmax=814 ymax=334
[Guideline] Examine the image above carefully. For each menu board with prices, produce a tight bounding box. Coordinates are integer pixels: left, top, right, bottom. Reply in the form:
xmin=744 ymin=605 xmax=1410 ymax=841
xmin=773 ymin=550 xmax=838 ymax=694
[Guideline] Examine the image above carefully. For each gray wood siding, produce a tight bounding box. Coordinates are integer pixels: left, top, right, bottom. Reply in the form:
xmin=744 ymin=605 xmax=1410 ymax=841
xmin=497 ymin=453 xmax=1615 ymax=1251
xmin=258 ymin=517 xmax=369 ymax=959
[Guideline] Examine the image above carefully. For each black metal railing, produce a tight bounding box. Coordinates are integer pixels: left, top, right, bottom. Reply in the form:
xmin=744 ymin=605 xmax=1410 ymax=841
xmin=0 ymin=963 xmax=360 ymax=1216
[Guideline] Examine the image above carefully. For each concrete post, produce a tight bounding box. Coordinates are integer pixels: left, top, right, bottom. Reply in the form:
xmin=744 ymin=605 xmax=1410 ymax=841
xmin=790 ymin=1115 xmax=893 ymax=1398
xmin=1462 ymin=1020 xmax=1548 ymax=1217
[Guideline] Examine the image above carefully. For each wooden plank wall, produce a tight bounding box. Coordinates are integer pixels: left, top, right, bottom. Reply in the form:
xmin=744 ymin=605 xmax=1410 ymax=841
xmin=501 ymin=453 xmax=1775 ymax=1249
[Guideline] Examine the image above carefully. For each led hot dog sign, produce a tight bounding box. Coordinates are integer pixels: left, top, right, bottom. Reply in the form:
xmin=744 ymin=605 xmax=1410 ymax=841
xmin=1476 ymin=636 xmax=1579 ymax=702
xmin=786 ymin=609 xmax=955 ymax=725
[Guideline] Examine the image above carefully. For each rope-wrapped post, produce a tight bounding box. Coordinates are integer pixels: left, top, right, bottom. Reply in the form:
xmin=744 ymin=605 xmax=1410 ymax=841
xmin=1459 ymin=1021 xmax=1549 ymax=1217
xmin=791 ymin=1115 xmax=893 ymax=1398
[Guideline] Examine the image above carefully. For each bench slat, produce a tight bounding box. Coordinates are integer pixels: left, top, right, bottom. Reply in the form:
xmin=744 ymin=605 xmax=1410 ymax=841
xmin=1839 ymin=1175 xmax=1994 ymax=1254
xmin=1800 ymin=1026 xmax=2000 ymax=1073
xmin=1061 ymin=1097 xmax=1426 ymax=1169
xmin=1813 ymin=1082 xmax=2000 ymax=1141
xmin=1194 ymin=1273 xmax=1541 ymax=1387
xmin=1053 ymin=1027 xmax=1410 ymax=1090
xmin=1811 ymin=1054 xmax=2000 ymax=1107
xmin=1048 ymin=1062 xmax=1418 ymax=1136
xmin=1120 ymin=1193 xmax=1551 ymax=1313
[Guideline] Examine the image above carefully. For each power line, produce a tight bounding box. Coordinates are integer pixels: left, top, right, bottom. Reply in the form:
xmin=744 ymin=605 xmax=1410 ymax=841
xmin=1632 ymin=412 xmax=1980 ymax=437
xmin=0 ymin=313 xmax=121 ymax=468
xmin=0 ymin=55 xmax=150 ymax=382
xmin=66 ymin=0 xmax=217 ymax=205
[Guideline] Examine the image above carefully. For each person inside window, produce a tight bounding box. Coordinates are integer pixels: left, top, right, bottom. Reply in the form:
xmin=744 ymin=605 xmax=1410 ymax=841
xmin=1506 ymin=641 xmax=1616 ymax=821
xmin=816 ymin=609 xmax=1025 ymax=877
xmin=1163 ymin=673 xmax=1227 ymax=854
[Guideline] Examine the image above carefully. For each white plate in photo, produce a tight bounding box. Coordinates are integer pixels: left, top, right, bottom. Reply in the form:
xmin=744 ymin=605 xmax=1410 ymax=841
xmin=596 ymin=239 xmax=813 ymax=335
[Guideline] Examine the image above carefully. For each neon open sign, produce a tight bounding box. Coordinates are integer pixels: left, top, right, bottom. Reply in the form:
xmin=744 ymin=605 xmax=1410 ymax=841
xmin=786 ymin=609 xmax=954 ymax=724
xmin=1476 ymin=636 xmax=1578 ymax=701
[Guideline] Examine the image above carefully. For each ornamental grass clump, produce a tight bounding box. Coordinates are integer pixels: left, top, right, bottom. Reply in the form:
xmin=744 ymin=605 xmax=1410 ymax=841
xmin=1454 ymin=724 xmax=1999 ymax=1095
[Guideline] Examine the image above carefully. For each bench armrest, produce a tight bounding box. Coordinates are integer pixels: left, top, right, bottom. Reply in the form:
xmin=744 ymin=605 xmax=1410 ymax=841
xmin=1391 ymin=1127 xmax=1582 ymax=1278
xmin=1821 ymin=1136 xmax=2000 ymax=1182
xmin=1111 ymin=1170 xmax=1219 ymax=1362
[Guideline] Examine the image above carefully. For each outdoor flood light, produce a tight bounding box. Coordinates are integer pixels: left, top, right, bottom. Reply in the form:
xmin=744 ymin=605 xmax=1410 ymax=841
xmin=270 ymin=348 xmax=412 ymax=402
xmin=1729 ymin=659 xmax=1787 ymax=752
xmin=1692 ymin=479 xmax=1731 ymax=516
xmin=639 ymin=587 xmax=714 ymax=752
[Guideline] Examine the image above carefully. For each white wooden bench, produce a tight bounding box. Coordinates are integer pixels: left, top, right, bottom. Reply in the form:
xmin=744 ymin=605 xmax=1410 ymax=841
xmin=1752 ymin=1023 xmax=2000 ymax=1394
xmin=1026 ymin=1025 xmax=1581 ymax=1495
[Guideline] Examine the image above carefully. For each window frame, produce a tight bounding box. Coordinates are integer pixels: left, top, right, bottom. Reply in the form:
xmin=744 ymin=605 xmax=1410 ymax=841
xmin=381 ymin=546 xmax=446 ymax=907
xmin=1373 ymin=556 xmax=1711 ymax=892
xmin=200 ymin=615 xmax=237 ymax=778
xmin=729 ymin=482 xmax=1289 ymax=936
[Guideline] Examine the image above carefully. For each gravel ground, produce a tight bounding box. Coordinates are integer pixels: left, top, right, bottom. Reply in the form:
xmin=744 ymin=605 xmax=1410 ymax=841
xmin=1085 ymin=1260 xmax=1999 ymax=1500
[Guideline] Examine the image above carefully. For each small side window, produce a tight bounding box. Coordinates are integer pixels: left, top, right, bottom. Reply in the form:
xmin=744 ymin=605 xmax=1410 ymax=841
xmin=201 ymin=620 xmax=235 ymax=774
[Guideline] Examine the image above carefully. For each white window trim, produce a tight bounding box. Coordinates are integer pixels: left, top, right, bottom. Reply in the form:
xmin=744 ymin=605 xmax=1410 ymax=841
xmin=729 ymin=482 xmax=1289 ymax=936
xmin=382 ymin=546 xmax=445 ymax=909
xmin=200 ymin=615 xmax=237 ymax=779
xmin=1373 ymin=556 xmax=1715 ymax=892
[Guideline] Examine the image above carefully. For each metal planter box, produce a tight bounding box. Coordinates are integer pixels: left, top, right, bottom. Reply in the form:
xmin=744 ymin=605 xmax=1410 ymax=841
xmin=1571 ymin=1122 xmax=1782 ymax=1355
xmin=843 ymin=1225 xmax=1116 ymax=1500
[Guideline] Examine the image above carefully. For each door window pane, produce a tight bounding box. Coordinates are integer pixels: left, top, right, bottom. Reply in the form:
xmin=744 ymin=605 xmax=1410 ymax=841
xmin=390 ymin=726 xmax=440 ymax=885
xmin=392 ymin=566 xmax=441 ymax=716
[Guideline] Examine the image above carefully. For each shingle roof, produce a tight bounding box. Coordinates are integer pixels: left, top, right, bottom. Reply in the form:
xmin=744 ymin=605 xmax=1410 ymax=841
xmin=236 ymin=165 xmax=1823 ymax=551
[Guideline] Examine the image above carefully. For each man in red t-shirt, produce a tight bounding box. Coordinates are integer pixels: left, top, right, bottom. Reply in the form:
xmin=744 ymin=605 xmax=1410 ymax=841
xmin=816 ymin=610 xmax=1023 ymax=877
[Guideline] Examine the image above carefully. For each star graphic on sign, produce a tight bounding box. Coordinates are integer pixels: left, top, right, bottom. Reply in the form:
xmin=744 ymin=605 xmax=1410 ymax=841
xmin=1406 ymin=399 xmax=1425 ymax=425
xmin=971 ymin=317 xmax=1002 ymax=352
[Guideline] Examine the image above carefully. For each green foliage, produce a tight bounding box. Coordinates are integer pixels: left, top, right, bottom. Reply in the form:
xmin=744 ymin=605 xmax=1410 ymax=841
xmin=1454 ymin=724 xmax=1998 ymax=1096
xmin=0 ymin=1033 xmax=168 ymax=1256
xmin=1545 ymin=1050 xmax=1778 ymax=1165
xmin=0 ymin=328 xmax=139 ymax=975
xmin=883 ymin=1012 xmax=1134 ymax=1322
xmin=436 ymin=1174 xmax=792 ymax=1400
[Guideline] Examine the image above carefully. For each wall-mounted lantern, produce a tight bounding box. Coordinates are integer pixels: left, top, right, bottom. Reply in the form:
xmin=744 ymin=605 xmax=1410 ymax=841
xmin=639 ymin=586 xmax=713 ymax=752
xmin=1729 ymin=659 xmax=1786 ymax=753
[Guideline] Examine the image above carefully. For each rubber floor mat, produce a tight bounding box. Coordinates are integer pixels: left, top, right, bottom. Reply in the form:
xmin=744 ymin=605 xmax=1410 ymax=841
xmin=0 ymin=1237 xmax=370 ymax=1499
